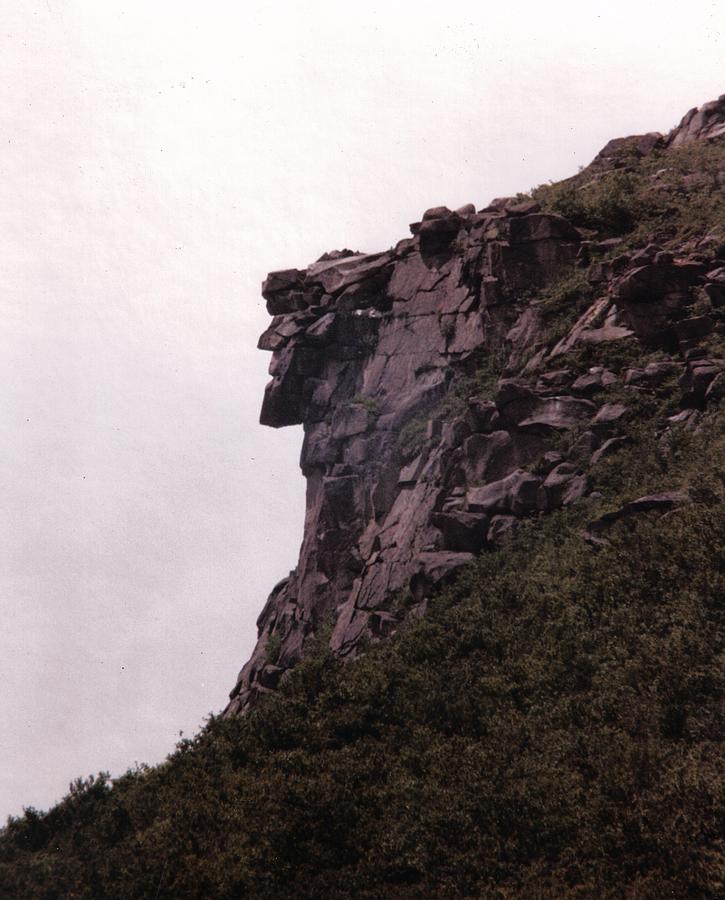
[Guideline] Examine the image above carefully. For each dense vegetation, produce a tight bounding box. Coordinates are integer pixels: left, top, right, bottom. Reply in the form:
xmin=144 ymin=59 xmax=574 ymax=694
xmin=1 ymin=135 xmax=724 ymax=898
xmin=530 ymin=139 xmax=725 ymax=250
xmin=1 ymin=402 xmax=722 ymax=898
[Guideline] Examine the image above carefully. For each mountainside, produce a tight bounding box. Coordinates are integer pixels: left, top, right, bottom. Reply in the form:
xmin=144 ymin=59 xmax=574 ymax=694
xmin=1 ymin=97 xmax=723 ymax=899
xmin=227 ymin=95 xmax=725 ymax=714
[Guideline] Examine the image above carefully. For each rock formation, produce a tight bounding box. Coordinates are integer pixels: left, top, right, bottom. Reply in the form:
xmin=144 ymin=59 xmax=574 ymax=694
xmin=225 ymin=97 xmax=725 ymax=714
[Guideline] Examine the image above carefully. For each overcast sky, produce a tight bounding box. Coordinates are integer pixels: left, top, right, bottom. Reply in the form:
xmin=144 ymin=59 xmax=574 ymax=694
xmin=1 ymin=0 xmax=723 ymax=821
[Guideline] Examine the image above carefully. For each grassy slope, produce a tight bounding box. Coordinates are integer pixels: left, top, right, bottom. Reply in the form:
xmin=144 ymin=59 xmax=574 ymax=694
xmin=1 ymin=138 xmax=724 ymax=900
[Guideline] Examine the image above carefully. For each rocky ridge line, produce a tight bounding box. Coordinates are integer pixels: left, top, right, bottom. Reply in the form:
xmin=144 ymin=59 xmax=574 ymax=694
xmin=225 ymin=97 xmax=725 ymax=715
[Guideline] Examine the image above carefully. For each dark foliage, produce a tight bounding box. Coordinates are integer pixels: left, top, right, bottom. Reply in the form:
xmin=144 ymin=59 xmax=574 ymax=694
xmin=1 ymin=405 xmax=723 ymax=897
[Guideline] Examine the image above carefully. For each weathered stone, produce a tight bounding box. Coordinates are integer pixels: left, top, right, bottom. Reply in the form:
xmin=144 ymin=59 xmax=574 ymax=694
xmin=409 ymin=551 xmax=475 ymax=600
xmin=507 ymin=213 xmax=580 ymax=244
xmin=434 ymin=511 xmax=490 ymax=552
xmin=540 ymin=450 xmax=564 ymax=471
xmin=300 ymin=424 xmax=339 ymax=471
xmin=466 ymin=398 xmax=502 ymax=433
xmin=467 ymin=470 xmax=541 ymax=516
xmin=551 ymin=297 xmax=634 ymax=356
xmin=330 ymin=404 xmax=369 ymax=439
xmin=585 ymin=492 xmax=692 ymax=543
xmin=667 ymin=409 xmax=698 ymax=427
xmin=462 ymin=431 xmax=514 ymax=484
xmin=307 ymin=252 xmax=388 ymax=295
xmin=704 ymin=281 xmax=725 ymax=307
xmin=571 ymin=430 xmax=599 ymax=458
xmin=305 ymin=312 xmax=337 ymax=344
xmin=673 ymin=315 xmax=714 ymax=345
xmin=614 ymin=263 xmax=699 ymax=343
xmin=441 ymin=418 xmax=472 ymax=450
xmin=668 ymin=96 xmax=725 ymax=146
xmin=590 ymin=436 xmax=632 ymax=466
xmin=413 ymin=210 xmax=464 ymax=240
xmin=624 ymin=362 xmax=679 ymax=388
xmin=572 ymin=368 xmax=617 ymax=395
xmin=257 ymin=664 xmax=285 ymax=690
xmin=257 ymin=326 xmax=290 ymax=352
xmin=487 ymin=515 xmax=518 ymax=542
xmin=593 ymin=403 xmax=628 ymax=425
xmin=517 ymin=397 xmax=597 ymax=431
xmin=504 ymin=199 xmax=542 ymax=216
xmin=423 ymin=205 xmax=453 ymax=221
xmin=679 ymin=358 xmax=724 ymax=408
xmin=306 ymin=379 xmax=334 ymax=421
xmin=262 ymin=268 xmax=304 ymax=305
xmin=593 ymin=132 xmax=664 ymax=164
xmin=705 ymin=372 xmax=725 ymax=404
xmin=399 ymin=454 xmax=425 ymax=485
xmin=537 ymin=369 xmax=572 ymax=389
xmin=538 ymin=463 xmax=588 ymax=509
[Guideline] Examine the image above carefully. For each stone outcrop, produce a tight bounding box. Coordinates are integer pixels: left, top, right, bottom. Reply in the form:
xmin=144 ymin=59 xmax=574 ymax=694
xmin=668 ymin=95 xmax=725 ymax=146
xmin=225 ymin=98 xmax=725 ymax=714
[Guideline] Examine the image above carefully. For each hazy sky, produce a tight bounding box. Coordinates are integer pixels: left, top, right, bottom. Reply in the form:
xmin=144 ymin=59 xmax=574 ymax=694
xmin=1 ymin=0 xmax=723 ymax=821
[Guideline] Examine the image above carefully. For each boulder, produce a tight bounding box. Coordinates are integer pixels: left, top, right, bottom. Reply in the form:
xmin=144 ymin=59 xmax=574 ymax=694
xmin=257 ymin=321 xmax=292 ymax=352
xmin=433 ymin=511 xmax=490 ymax=552
xmin=422 ymin=206 xmax=453 ymax=221
xmin=705 ymin=372 xmax=725 ymax=404
xmin=462 ymin=431 xmax=514 ymax=484
xmin=305 ymin=312 xmax=337 ymax=344
xmin=507 ymin=213 xmax=580 ymax=244
xmin=262 ymin=268 xmax=304 ymax=309
xmin=412 ymin=208 xmax=464 ymax=240
xmin=467 ymin=470 xmax=541 ymax=516
xmin=593 ymin=403 xmax=628 ymax=425
xmin=537 ymin=369 xmax=572 ymax=389
xmin=409 ymin=551 xmax=475 ymax=600
xmin=590 ymin=436 xmax=632 ymax=466
xmin=614 ymin=262 xmax=699 ymax=343
xmin=504 ymin=199 xmax=542 ymax=216
xmin=257 ymin=664 xmax=285 ymax=690
xmin=494 ymin=380 xmax=540 ymax=425
xmin=624 ymin=362 xmax=680 ymax=388
xmin=571 ymin=368 xmax=617 ymax=395
xmin=673 ymin=315 xmax=714 ymax=346
xmin=679 ymin=358 xmax=724 ymax=407
xmin=517 ymin=397 xmax=597 ymax=430
xmin=550 ymin=297 xmax=634 ymax=356
xmin=538 ymin=463 xmax=589 ymax=509
xmin=487 ymin=515 xmax=519 ymax=542
xmin=585 ymin=492 xmax=692 ymax=544
xmin=668 ymin=96 xmax=725 ymax=146
xmin=369 ymin=611 xmax=400 ymax=638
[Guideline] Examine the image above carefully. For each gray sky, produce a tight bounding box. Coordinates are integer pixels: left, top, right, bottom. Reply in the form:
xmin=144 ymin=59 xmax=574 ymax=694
xmin=1 ymin=0 xmax=723 ymax=821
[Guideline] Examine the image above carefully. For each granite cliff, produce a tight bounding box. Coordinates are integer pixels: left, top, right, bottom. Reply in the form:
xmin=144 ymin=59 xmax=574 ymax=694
xmin=3 ymin=96 xmax=724 ymax=900
xmin=226 ymin=96 xmax=725 ymax=715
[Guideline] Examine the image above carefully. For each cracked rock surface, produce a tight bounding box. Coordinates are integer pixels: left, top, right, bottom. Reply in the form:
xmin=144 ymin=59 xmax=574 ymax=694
xmin=226 ymin=101 xmax=725 ymax=715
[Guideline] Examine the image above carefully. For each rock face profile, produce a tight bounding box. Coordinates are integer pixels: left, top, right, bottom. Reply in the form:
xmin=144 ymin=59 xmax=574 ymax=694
xmin=225 ymin=97 xmax=725 ymax=714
